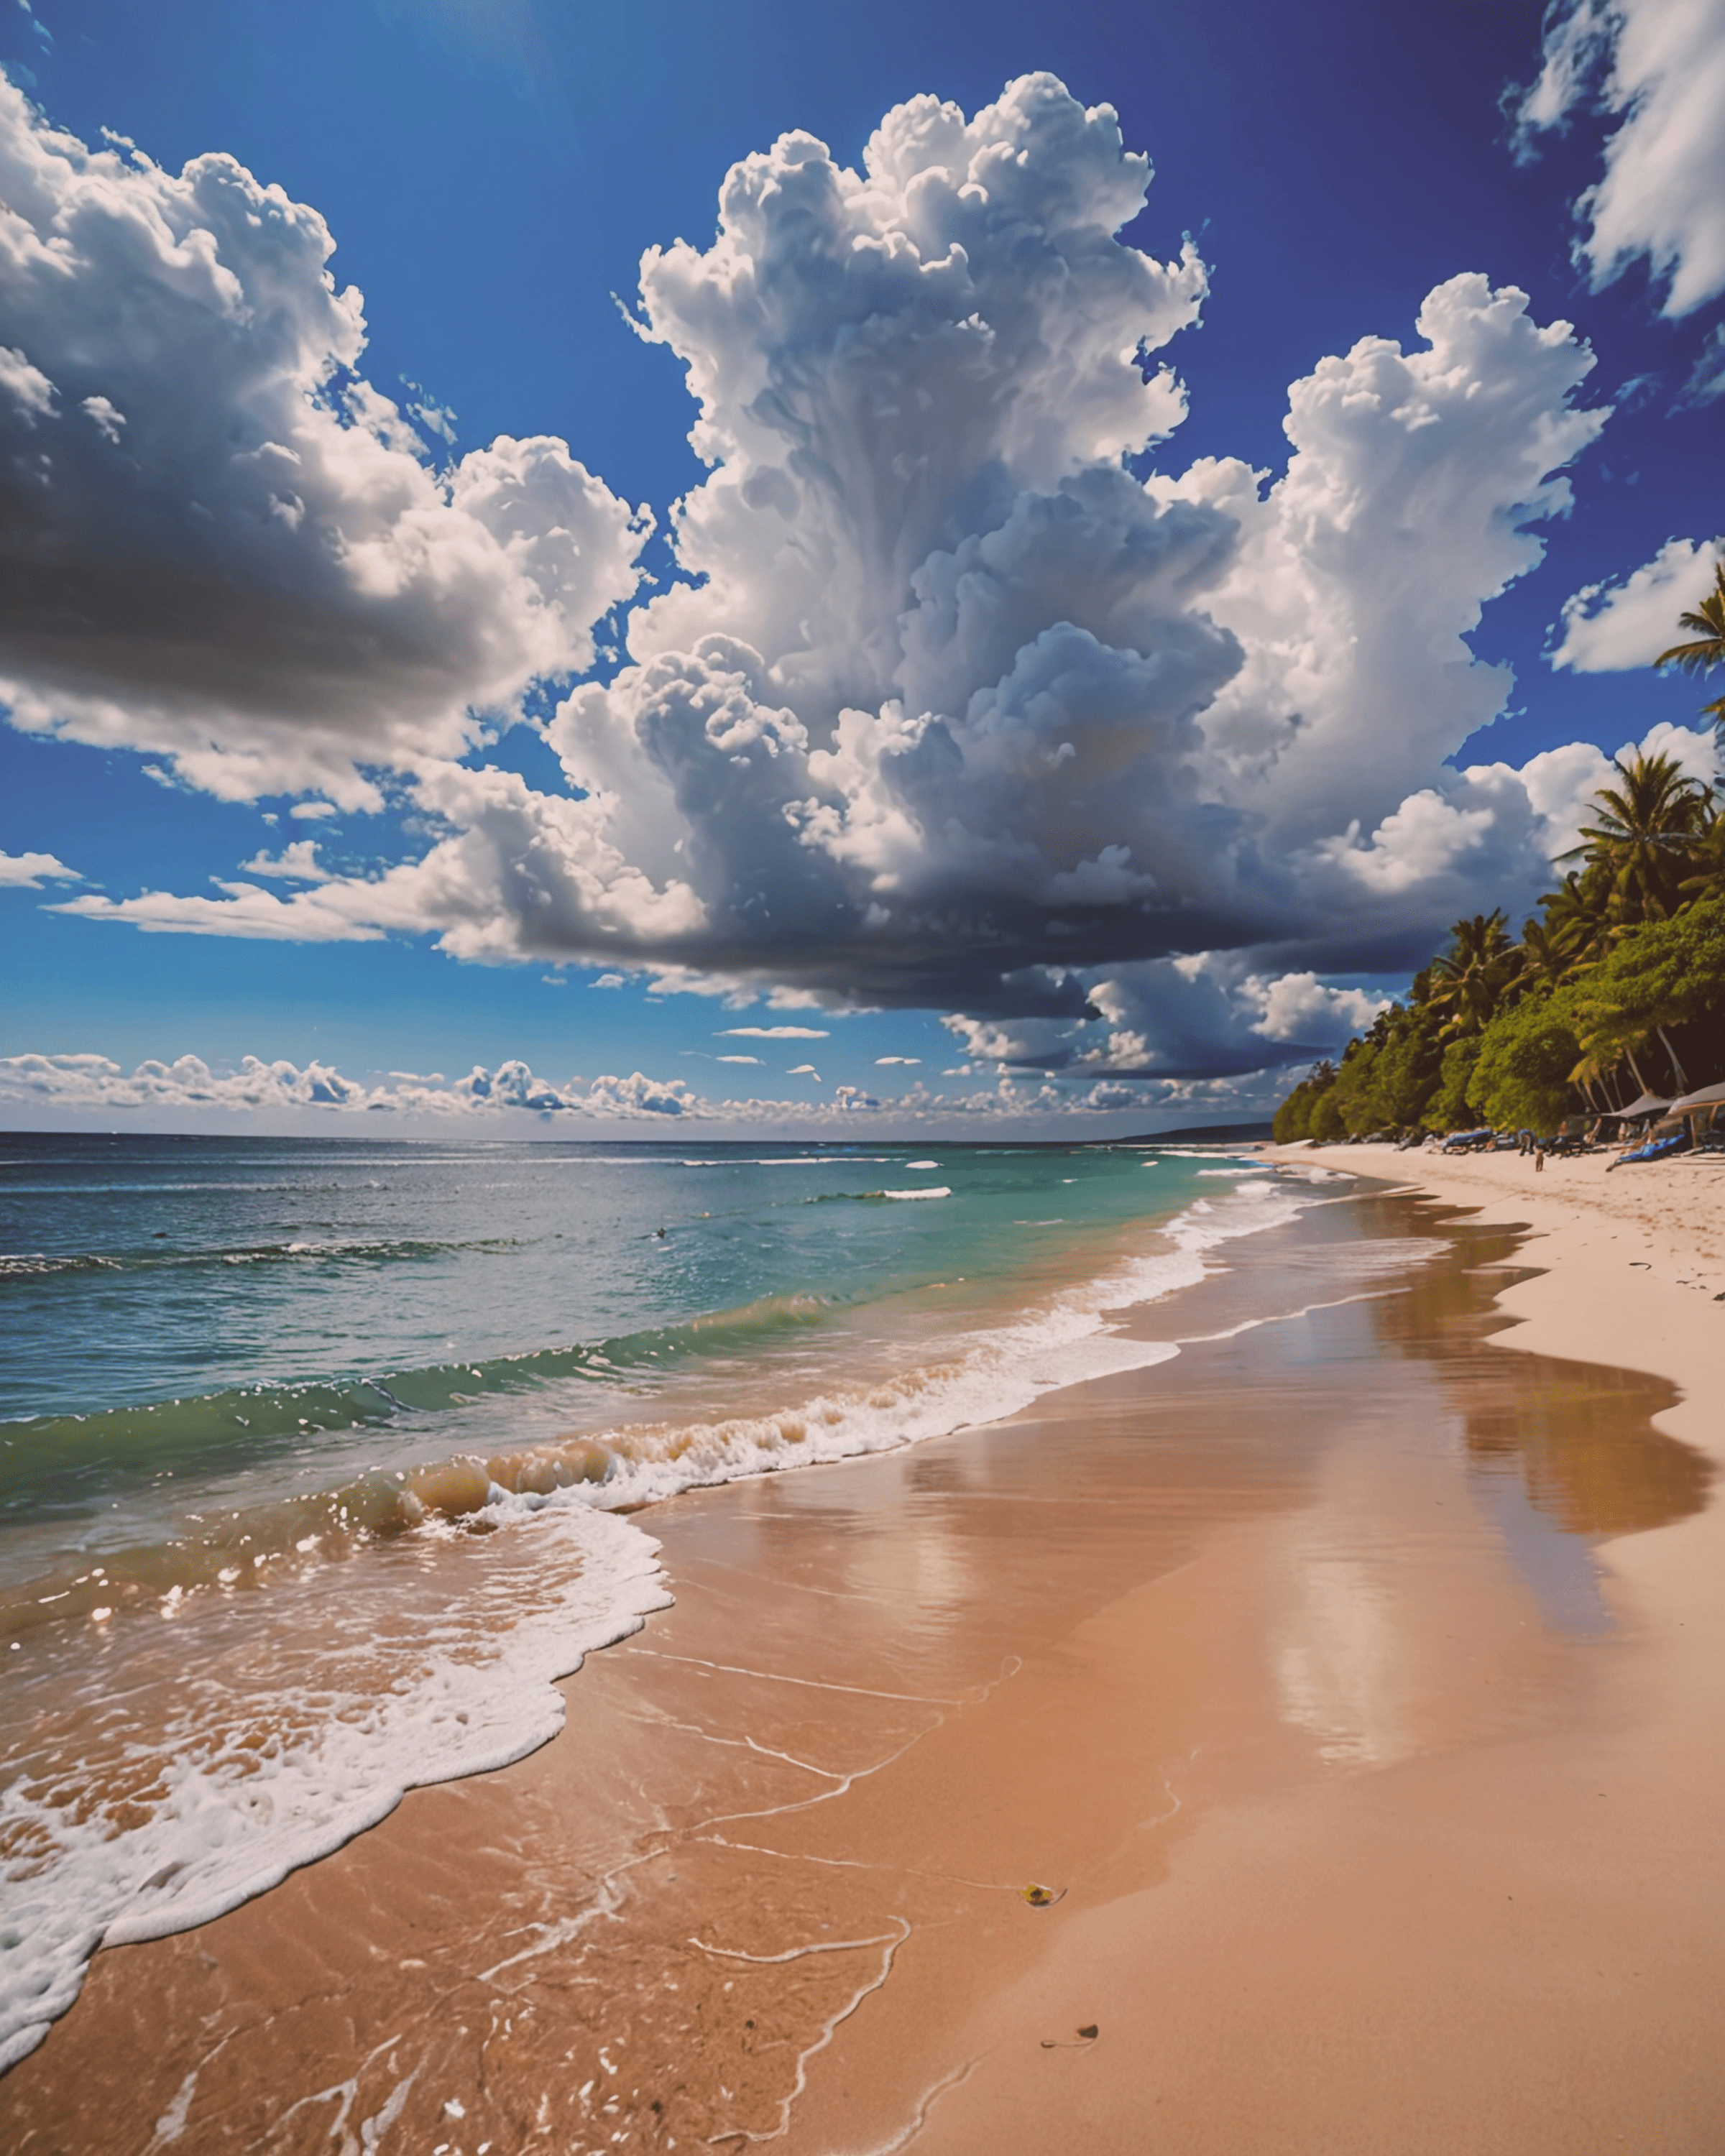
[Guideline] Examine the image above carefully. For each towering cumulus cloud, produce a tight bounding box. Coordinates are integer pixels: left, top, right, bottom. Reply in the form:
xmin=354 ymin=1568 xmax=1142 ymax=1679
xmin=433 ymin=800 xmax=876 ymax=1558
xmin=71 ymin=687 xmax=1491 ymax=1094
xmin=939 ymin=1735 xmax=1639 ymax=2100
xmin=8 ymin=73 xmax=1615 ymax=1074
xmin=0 ymin=73 xmax=650 ymax=806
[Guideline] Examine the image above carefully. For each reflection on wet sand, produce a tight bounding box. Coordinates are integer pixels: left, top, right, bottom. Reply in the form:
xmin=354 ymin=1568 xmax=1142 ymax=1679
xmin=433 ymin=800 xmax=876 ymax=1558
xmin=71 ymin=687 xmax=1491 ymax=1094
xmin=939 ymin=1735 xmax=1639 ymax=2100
xmin=1372 ymin=1212 xmax=1711 ymax=1539
xmin=2 ymin=1188 xmax=1715 ymax=2156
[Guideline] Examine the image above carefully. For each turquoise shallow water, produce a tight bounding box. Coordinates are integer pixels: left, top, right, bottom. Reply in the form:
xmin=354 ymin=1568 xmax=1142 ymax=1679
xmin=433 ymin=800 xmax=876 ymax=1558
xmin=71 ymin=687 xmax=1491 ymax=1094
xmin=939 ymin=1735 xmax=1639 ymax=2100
xmin=1 ymin=1135 xmax=1212 ymax=1409
xmin=0 ymin=1134 xmax=1230 ymax=1539
xmin=0 ymin=1130 xmax=1297 ymax=2073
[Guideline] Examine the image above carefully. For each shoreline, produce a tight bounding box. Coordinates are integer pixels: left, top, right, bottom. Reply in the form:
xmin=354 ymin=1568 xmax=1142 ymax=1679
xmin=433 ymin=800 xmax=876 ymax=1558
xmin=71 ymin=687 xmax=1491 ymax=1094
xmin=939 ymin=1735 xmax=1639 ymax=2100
xmin=0 ymin=1163 xmax=1301 ymax=2081
xmin=789 ymin=1166 xmax=1725 ymax=2154
xmin=1269 ymin=1138 xmax=1725 ymax=1421
xmin=4 ymin=1174 xmax=1723 ymax=2151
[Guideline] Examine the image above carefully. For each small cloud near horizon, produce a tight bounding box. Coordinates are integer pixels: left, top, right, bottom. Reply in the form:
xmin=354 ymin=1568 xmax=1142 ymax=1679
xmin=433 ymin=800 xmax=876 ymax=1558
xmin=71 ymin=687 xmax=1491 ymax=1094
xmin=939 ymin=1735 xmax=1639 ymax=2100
xmin=719 ymin=1026 xmax=830 ymax=1039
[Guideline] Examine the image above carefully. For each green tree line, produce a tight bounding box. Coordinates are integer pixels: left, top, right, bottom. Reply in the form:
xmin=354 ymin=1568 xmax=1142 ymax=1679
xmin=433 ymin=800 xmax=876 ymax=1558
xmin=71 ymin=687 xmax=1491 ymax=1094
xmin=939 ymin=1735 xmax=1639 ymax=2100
xmin=1275 ymin=561 xmax=1725 ymax=1143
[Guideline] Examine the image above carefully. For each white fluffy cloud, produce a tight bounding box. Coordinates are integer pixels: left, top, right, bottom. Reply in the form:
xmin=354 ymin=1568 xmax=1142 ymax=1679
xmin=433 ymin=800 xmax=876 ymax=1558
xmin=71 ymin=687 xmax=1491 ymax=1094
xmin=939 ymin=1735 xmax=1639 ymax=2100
xmin=0 ymin=1049 xmax=1252 ymax=1128
xmin=8 ymin=73 xmax=1632 ymax=1079
xmin=53 ymin=880 xmax=384 ymax=939
xmin=1552 ymin=535 xmax=1724 ymax=670
xmin=0 ymin=73 xmax=649 ymax=805
xmin=377 ymin=257 xmax=1598 ymax=1005
xmin=0 ymin=1052 xmax=698 ymax=1120
xmin=239 ymin=838 xmax=331 ymax=881
xmin=934 ymin=714 xmax=1711 ymax=1084
xmin=119 ymin=134 xmax=1602 ymax=1012
xmin=719 ymin=1025 xmax=829 ymax=1039
xmin=944 ymin=957 xmax=1391 ymax=1082
xmin=1511 ymin=0 xmax=1725 ymax=317
xmin=0 ymin=1051 xmax=374 ymax=1115
xmin=1164 ymin=275 xmax=1604 ymax=850
xmin=1243 ymin=972 xmax=1390 ymax=1044
xmin=0 ymin=847 xmax=80 ymax=886
xmin=1467 ymin=720 xmax=1718 ymax=854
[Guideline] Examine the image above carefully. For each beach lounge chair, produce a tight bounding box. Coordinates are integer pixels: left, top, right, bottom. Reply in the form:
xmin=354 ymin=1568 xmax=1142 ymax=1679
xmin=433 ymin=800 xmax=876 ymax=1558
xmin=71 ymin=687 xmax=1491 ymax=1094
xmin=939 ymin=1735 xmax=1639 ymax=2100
xmin=1608 ymin=1121 xmax=1691 ymax=1169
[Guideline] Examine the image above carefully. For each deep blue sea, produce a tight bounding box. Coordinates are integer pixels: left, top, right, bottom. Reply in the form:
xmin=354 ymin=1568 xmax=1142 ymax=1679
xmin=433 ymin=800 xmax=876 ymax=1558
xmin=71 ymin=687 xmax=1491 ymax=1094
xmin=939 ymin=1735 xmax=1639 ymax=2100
xmin=0 ymin=1131 xmax=1303 ymax=2070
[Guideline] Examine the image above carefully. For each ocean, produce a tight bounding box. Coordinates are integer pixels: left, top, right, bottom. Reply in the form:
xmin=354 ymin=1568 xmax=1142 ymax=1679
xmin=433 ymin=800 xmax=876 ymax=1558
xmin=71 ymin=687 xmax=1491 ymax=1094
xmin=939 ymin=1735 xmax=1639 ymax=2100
xmin=0 ymin=1131 xmax=1316 ymax=2071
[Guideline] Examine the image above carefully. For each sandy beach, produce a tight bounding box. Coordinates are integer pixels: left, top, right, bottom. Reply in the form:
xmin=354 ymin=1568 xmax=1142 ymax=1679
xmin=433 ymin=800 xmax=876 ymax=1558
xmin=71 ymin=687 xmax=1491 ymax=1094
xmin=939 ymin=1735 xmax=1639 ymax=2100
xmin=1308 ymin=1138 xmax=1725 ymax=1307
xmin=4 ymin=1166 xmax=1723 ymax=2154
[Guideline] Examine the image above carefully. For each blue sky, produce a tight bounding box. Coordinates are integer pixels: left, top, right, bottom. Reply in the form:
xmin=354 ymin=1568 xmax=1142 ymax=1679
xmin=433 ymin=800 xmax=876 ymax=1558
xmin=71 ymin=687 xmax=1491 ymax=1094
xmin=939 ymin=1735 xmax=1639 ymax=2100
xmin=1 ymin=0 xmax=1721 ymax=1134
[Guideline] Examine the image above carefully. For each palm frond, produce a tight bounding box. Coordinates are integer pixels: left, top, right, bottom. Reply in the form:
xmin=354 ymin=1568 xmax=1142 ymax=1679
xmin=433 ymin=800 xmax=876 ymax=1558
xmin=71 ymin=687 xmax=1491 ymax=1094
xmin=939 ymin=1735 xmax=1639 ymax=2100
xmin=1655 ymin=561 xmax=1725 ymax=675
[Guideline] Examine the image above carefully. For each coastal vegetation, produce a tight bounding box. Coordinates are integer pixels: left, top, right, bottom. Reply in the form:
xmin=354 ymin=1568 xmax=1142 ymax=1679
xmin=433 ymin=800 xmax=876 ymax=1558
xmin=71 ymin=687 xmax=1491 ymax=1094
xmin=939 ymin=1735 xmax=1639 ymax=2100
xmin=1276 ymin=569 xmax=1725 ymax=1141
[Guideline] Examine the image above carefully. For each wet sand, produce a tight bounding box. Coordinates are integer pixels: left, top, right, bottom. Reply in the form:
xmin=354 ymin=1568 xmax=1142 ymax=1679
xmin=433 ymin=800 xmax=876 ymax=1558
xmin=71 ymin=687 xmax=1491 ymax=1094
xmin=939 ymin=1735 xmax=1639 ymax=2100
xmin=3 ymin=1184 xmax=1722 ymax=2152
xmin=1284 ymin=1136 xmax=1725 ymax=1300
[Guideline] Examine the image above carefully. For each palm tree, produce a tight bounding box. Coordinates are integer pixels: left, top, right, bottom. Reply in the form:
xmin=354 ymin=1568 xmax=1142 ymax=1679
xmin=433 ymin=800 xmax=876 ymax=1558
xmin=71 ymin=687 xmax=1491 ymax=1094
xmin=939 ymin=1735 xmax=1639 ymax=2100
xmin=1426 ymin=910 xmax=1517 ymax=1038
xmin=1537 ymin=868 xmax=1613 ymax=965
xmin=1679 ymin=814 xmax=1725 ymax=905
xmin=1656 ymin=558 xmax=1725 ymax=730
xmin=1514 ymin=911 xmax=1584 ymax=992
xmin=1565 ymin=752 xmax=1712 ymax=924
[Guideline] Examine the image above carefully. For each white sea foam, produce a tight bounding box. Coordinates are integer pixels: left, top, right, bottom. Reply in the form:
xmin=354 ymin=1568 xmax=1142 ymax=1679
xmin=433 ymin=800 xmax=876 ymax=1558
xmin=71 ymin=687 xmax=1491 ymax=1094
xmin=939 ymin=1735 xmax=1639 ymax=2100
xmin=526 ymin=1169 xmax=1315 ymax=1516
xmin=750 ymin=1156 xmax=897 ymax=1167
xmin=0 ymin=1507 xmax=671 ymax=2073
